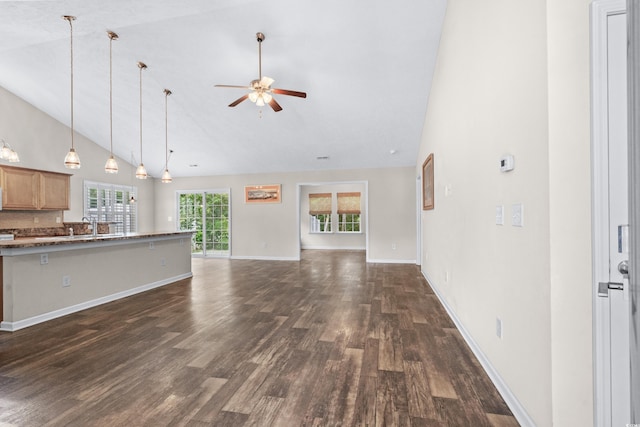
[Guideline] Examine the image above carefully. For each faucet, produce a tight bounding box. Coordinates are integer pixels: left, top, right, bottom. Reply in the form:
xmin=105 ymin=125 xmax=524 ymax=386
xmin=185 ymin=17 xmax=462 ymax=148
xmin=82 ymin=216 xmax=98 ymax=237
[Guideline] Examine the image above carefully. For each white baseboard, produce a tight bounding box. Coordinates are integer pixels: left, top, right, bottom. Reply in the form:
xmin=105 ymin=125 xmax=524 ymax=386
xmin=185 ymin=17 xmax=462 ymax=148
xmin=421 ymin=269 xmax=536 ymax=427
xmin=0 ymin=272 xmax=193 ymax=332
xmin=301 ymin=245 xmax=366 ymax=250
xmin=367 ymin=258 xmax=417 ymax=264
xmin=230 ymin=255 xmax=300 ymax=261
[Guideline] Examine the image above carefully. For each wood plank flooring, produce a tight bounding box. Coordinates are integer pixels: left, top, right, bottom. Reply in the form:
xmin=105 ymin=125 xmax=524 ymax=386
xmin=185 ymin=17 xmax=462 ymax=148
xmin=0 ymin=250 xmax=519 ymax=426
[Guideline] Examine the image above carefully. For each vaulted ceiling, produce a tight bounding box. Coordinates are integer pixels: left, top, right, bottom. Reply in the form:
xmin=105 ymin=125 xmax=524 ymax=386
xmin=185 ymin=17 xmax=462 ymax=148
xmin=0 ymin=0 xmax=447 ymax=178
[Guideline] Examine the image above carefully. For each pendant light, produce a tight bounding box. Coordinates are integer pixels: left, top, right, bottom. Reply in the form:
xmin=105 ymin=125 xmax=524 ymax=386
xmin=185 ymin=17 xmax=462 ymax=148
xmin=161 ymin=89 xmax=172 ymax=183
xmin=104 ymin=31 xmax=119 ymax=173
xmin=63 ymin=15 xmax=80 ymax=169
xmin=135 ymin=62 xmax=148 ymax=179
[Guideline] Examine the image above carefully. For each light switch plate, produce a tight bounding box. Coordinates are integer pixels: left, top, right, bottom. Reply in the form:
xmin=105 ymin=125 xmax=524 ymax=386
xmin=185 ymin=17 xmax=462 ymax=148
xmin=512 ymin=203 xmax=524 ymax=227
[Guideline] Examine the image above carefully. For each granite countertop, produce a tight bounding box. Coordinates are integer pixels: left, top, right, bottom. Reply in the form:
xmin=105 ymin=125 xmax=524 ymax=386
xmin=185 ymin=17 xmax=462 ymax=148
xmin=0 ymin=231 xmax=194 ymax=249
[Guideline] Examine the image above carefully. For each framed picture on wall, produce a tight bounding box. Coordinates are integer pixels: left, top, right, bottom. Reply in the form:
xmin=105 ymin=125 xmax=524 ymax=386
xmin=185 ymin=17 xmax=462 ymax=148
xmin=245 ymin=184 xmax=281 ymax=203
xmin=422 ymin=153 xmax=434 ymax=210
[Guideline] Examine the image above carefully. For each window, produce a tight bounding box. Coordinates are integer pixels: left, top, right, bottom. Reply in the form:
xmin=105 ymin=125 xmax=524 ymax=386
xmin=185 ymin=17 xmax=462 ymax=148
xmin=337 ymin=192 xmax=361 ymax=233
xmin=84 ymin=181 xmax=137 ymax=233
xmin=309 ymin=193 xmax=332 ymax=233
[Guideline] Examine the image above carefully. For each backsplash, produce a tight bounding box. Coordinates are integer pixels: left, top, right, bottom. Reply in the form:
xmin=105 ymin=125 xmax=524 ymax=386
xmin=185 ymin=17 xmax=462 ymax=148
xmin=0 ymin=210 xmax=111 ymax=237
xmin=0 ymin=210 xmax=63 ymax=228
xmin=0 ymin=223 xmax=110 ymax=238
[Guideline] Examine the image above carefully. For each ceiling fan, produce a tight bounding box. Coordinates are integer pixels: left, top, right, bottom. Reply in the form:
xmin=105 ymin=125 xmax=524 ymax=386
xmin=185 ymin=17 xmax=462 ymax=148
xmin=215 ymin=32 xmax=307 ymax=112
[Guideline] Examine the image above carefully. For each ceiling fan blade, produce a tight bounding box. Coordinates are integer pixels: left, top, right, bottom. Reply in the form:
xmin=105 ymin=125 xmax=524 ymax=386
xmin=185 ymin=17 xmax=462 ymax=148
xmin=272 ymin=88 xmax=307 ymax=98
xmin=215 ymin=84 xmax=251 ymax=89
xmin=229 ymin=94 xmax=249 ymax=107
xmin=268 ymin=97 xmax=283 ymax=112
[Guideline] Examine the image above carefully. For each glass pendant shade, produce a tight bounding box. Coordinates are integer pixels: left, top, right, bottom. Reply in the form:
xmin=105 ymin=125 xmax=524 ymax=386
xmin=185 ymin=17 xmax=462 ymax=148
xmin=161 ymin=169 xmax=172 ymax=183
xmin=249 ymin=91 xmax=258 ymax=103
xmin=135 ymin=163 xmax=147 ymax=179
xmin=64 ymin=148 xmax=81 ymax=169
xmin=104 ymin=155 xmax=118 ymax=173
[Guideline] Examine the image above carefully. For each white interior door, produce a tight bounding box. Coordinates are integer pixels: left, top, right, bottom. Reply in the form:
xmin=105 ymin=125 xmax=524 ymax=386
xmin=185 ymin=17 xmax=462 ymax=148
xmin=592 ymin=2 xmax=631 ymax=426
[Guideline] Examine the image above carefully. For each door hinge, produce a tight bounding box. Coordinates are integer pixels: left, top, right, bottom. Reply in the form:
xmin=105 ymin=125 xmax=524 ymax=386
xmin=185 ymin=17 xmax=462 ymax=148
xmin=598 ymin=281 xmax=624 ymax=297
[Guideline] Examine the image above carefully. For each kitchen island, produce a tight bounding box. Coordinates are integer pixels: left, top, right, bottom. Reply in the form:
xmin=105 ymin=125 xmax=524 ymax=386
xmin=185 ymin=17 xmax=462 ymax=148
xmin=0 ymin=231 xmax=193 ymax=332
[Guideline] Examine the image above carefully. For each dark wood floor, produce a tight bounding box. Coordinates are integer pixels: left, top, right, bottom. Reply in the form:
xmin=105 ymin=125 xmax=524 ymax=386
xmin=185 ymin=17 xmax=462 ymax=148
xmin=0 ymin=250 xmax=519 ymax=426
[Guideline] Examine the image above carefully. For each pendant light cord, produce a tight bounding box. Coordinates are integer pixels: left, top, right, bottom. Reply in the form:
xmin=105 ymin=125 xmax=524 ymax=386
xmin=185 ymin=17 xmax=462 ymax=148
xmin=109 ymin=33 xmax=114 ymax=155
xmin=164 ymin=89 xmax=171 ymax=170
xmin=138 ymin=62 xmax=146 ymax=164
xmin=67 ymin=17 xmax=75 ymax=150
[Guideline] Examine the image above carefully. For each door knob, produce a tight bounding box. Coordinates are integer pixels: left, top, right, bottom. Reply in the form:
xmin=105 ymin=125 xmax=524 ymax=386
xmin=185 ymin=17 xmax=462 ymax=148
xmin=618 ymin=260 xmax=629 ymax=277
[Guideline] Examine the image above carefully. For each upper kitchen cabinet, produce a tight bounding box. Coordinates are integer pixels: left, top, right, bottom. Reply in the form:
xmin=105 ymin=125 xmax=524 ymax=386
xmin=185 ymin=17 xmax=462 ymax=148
xmin=39 ymin=171 xmax=70 ymax=210
xmin=0 ymin=165 xmax=71 ymax=210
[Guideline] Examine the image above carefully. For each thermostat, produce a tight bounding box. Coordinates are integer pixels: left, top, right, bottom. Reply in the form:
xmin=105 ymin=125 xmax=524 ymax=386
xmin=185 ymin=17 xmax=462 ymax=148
xmin=499 ymin=155 xmax=515 ymax=172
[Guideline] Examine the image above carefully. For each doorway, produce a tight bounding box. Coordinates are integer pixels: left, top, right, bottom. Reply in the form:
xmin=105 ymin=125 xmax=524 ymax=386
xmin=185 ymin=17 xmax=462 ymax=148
xmin=177 ymin=190 xmax=230 ymax=257
xmin=592 ymin=1 xmax=631 ymax=425
xmin=296 ymin=181 xmax=369 ymax=260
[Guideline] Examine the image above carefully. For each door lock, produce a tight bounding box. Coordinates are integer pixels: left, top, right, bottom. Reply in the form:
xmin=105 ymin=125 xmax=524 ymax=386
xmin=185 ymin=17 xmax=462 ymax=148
xmin=618 ymin=260 xmax=629 ymax=277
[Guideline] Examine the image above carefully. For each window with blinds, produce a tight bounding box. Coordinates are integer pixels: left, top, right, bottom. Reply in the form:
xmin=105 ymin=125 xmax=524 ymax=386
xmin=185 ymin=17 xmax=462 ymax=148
xmin=309 ymin=193 xmax=332 ymax=233
xmin=337 ymin=192 xmax=361 ymax=232
xmin=84 ymin=181 xmax=137 ymax=234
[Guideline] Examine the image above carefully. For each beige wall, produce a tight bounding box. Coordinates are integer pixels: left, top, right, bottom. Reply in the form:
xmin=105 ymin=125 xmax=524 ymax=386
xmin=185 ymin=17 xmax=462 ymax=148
xmin=153 ymin=167 xmax=416 ymax=262
xmin=546 ymin=1 xmax=593 ymax=426
xmin=300 ymin=183 xmax=366 ymax=250
xmin=0 ymin=86 xmax=156 ymax=231
xmin=417 ymin=0 xmax=592 ymax=425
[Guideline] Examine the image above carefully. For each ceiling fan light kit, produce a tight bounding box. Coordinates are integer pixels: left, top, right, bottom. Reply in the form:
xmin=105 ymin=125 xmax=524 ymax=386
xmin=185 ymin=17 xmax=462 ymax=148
xmin=215 ymin=32 xmax=307 ymax=113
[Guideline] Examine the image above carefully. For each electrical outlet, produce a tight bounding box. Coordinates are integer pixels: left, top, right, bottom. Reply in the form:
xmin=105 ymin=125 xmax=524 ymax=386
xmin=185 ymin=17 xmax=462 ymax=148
xmin=167 ymin=216 xmax=172 ymax=222
xmin=34 ymin=217 xmax=39 ymax=224
xmin=62 ymin=275 xmax=71 ymax=287
xmin=496 ymin=318 xmax=503 ymax=339
xmin=40 ymin=254 xmax=48 ymax=265
xmin=160 ymin=258 xmax=166 ymax=266
xmin=56 ymin=217 xmax=62 ymax=224
xmin=180 ymin=239 xmax=184 ymax=245
xmin=391 ymin=243 xmax=397 ymax=250
xmin=149 ymin=242 xmax=155 ymax=250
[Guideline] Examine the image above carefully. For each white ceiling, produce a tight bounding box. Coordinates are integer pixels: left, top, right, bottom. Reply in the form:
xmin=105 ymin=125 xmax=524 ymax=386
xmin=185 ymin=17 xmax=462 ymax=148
xmin=0 ymin=0 xmax=447 ymax=178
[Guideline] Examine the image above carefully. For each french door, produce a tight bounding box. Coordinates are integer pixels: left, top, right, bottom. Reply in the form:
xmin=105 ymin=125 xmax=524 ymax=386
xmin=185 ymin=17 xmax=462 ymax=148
xmin=177 ymin=190 xmax=230 ymax=257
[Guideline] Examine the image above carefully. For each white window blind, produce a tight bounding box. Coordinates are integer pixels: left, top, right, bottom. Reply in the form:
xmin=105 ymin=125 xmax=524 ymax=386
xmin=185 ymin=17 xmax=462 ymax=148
xmin=84 ymin=181 xmax=137 ymax=233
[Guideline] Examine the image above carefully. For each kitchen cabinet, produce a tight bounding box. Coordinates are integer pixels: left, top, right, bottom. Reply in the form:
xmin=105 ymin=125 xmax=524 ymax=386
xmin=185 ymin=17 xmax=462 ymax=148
xmin=39 ymin=171 xmax=70 ymax=210
xmin=0 ymin=165 xmax=71 ymax=210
